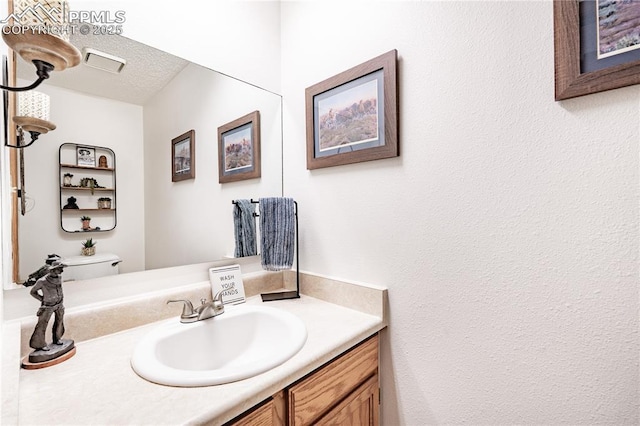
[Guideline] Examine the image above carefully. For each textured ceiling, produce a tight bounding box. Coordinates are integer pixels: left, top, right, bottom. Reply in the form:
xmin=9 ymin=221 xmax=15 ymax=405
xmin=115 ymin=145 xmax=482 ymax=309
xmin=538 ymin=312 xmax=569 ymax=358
xmin=16 ymin=33 xmax=189 ymax=105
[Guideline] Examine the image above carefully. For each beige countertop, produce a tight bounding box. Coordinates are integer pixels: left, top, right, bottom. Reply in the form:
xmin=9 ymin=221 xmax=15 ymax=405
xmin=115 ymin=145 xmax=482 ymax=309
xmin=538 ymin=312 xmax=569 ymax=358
xmin=12 ymin=291 xmax=385 ymax=425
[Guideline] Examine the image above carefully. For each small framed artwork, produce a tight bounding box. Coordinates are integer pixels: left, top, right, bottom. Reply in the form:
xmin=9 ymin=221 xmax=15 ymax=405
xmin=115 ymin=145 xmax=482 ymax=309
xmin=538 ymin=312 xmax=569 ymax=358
xmin=305 ymin=49 xmax=398 ymax=170
xmin=218 ymin=110 xmax=261 ymax=183
xmin=554 ymin=0 xmax=640 ymax=100
xmin=171 ymin=129 xmax=195 ymax=182
xmin=76 ymin=146 xmax=95 ymax=167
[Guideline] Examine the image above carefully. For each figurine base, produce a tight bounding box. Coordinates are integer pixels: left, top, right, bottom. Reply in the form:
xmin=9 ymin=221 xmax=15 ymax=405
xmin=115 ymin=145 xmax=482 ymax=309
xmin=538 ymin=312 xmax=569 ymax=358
xmin=21 ymin=339 xmax=75 ymax=369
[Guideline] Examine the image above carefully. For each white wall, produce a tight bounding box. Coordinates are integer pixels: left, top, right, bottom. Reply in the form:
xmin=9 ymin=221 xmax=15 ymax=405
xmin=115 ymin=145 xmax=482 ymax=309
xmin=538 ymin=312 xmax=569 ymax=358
xmin=18 ymin=85 xmax=145 ymax=277
xmin=281 ymin=1 xmax=638 ymax=425
xmin=143 ymin=63 xmax=282 ymax=269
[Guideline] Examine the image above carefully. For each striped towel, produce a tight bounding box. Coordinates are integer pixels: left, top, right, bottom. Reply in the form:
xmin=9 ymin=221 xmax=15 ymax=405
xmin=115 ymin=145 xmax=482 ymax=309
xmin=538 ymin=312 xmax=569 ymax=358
xmin=233 ymin=199 xmax=257 ymax=258
xmin=259 ymin=197 xmax=295 ymax=271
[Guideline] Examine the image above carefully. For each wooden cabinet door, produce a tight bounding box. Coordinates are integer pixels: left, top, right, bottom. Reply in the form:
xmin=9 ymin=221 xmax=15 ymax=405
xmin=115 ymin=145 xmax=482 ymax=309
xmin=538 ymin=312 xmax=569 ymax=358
xmin=288 ymin=334 xmax=379 ymax=425
xmin=316 ymin=374 xmax=379 ymax=426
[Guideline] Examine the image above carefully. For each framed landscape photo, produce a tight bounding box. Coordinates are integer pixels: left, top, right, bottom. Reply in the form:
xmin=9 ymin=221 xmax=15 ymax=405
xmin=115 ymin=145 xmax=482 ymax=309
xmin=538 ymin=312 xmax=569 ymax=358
xmin=554 ymin=0 xmax=640 ymax=100
xmin=171 ymin=130 xmax=195 ymax=182
xmin=305 ymin=49 xmax=398 ymax=170
xmin=218 ymin=110 xmax=261 ymax=183
xmin=76 ymin=146 xmax=95 ymax=167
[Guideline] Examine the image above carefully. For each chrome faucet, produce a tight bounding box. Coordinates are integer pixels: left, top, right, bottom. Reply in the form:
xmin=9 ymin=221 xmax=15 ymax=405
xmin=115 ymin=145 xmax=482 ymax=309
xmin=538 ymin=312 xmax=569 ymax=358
xmin=167 ymin=291 xmax=225 ymax=323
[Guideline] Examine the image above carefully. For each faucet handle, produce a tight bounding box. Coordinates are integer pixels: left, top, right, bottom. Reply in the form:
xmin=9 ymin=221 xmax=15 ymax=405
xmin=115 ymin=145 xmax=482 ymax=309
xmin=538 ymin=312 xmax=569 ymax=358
xmin=213 ymin=290 xmax=224 ymax=303
xmin=167 ymin=299 xmax=195 ymax=316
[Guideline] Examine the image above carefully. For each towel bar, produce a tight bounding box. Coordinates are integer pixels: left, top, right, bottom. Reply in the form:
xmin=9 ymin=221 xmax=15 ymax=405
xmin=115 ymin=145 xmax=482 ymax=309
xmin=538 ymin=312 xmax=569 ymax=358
xmin=232 ymin=198 xmax=300 ymax=301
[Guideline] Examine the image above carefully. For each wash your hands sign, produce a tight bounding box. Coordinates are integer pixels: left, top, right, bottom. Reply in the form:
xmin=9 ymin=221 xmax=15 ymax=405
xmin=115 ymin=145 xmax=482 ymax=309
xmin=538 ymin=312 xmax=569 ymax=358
xmin=209 ymin=264 xmax=246 ymax=305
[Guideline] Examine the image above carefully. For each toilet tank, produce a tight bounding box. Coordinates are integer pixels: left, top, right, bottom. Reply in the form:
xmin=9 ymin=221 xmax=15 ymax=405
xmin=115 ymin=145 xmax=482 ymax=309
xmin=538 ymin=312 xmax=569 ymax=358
xmin=61 ymin=253 xmax=121 ymax=282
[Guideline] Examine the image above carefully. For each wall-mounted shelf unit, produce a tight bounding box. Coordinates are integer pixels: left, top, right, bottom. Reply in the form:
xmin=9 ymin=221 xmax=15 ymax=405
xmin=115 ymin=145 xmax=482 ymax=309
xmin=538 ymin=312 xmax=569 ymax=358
xmin=59 ymin=143 xmax=116 ymax=233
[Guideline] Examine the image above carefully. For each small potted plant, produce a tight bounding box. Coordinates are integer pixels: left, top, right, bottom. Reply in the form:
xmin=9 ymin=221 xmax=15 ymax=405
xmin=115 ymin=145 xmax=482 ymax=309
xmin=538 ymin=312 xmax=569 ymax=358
xmin=80 ymin=215 xmax=91 ymax=231
xmin=97 ymin=197 xmax=111 ymax=209
xmin=81 ymin=238 xmax=96 ymax=256
xmin=79 ymin=177 xmax=102 ymax=194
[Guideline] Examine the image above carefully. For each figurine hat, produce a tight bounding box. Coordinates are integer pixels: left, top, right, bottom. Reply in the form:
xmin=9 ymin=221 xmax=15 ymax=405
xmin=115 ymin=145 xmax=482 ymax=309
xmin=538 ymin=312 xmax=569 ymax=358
xmin=50 ymin=261 xmax=65 ymax=271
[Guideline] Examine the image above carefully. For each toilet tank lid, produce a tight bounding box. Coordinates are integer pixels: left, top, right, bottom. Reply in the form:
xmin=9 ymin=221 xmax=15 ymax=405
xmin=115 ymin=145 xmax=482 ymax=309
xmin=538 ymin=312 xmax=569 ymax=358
xmin=61 ymin=253 xmax=121 ymax=267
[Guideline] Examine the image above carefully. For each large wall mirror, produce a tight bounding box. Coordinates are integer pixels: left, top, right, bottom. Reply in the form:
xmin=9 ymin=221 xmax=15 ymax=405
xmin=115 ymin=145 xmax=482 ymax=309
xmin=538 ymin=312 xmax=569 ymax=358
xmin=5 ymin=32 xmax=283 ymax=289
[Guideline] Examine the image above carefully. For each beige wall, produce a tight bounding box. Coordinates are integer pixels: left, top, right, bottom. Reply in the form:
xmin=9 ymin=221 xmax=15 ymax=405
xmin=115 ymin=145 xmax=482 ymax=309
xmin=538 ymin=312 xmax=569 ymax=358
xmin=280 ymin=1 xmax=638 ymax=424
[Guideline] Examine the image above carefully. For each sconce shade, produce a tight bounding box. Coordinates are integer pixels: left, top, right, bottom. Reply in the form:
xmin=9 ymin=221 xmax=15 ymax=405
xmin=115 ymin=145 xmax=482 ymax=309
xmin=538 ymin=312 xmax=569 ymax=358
xmin=13 ymin=0 xmax=71 ymax=41
xmin=18 ymin=90 xmax=50 ymax=120
xmin=14 ymin=91 xmax=55 ymax=135
xmin=2 ymin=0 xmax=80 ymax=71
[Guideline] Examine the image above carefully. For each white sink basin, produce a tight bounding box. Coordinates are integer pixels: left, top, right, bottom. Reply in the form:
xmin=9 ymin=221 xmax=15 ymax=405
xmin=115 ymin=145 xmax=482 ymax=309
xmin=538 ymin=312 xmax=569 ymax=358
xmin=131 ymin=303 xmax=307 ymax=387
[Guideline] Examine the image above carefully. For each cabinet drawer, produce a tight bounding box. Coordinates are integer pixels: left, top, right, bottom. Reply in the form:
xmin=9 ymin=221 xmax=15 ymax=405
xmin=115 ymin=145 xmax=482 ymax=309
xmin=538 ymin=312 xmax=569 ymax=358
xmin=288 ymin=334 xmax=379 ymax=425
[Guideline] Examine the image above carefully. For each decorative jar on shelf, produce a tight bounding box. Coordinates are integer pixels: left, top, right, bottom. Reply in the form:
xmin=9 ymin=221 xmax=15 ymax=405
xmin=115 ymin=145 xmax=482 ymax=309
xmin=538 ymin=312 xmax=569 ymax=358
xmin=97 ymin=197 xmax=111 ymax=209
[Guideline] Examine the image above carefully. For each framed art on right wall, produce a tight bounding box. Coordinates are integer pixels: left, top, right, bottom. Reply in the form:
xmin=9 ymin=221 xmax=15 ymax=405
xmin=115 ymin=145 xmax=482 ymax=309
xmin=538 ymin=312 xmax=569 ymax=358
xmin=554 ymin=0 xmax=640 ymax=100
xmin=305 ymin=49 xmax=398 ymax=169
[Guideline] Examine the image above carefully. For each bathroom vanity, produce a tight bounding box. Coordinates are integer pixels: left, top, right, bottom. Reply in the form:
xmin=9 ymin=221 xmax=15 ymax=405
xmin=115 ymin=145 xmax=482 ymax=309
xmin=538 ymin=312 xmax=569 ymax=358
xmin=2 ymin=271 xmax=387 ymax=425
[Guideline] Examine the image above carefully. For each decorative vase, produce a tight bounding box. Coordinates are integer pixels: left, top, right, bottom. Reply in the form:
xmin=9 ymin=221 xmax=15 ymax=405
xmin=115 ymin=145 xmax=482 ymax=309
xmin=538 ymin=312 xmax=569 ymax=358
xmin=97 ymin=199 xmax=111 ymax=209
xmin=82 ymin=219 xmax=90 ymax=230
xmin=81 ymin=247 xmax=95 ymax=256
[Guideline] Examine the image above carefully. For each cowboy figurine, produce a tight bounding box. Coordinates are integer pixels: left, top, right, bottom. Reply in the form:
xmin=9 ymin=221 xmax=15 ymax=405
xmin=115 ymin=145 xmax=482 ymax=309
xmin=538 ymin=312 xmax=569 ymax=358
xmin=27 ymin=262 xmax=74 ymax=364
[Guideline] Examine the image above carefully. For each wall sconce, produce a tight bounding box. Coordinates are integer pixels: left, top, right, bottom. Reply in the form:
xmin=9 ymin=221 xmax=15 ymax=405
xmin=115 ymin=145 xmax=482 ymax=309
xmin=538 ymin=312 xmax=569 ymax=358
xmin=0 ymin=0 xmax=80 ymax=93
xmin=6 ymin=90 xmax=56 ymax=148
xmin=1 ymin=0 xmax=79 ymax=148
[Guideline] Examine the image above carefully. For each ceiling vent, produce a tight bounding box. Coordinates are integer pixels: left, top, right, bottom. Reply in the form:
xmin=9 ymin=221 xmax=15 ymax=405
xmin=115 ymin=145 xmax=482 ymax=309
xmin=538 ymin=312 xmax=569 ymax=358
xmin=82 ymin=48 xmax=126 ymax=74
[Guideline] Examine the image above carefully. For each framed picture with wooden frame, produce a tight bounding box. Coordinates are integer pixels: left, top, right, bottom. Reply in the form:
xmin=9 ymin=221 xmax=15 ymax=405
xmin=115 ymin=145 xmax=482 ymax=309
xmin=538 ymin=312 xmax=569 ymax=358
xmin=305 ymin=49 xmax=398 ymax=170
xmin=171 ymin=129 xmax=195 ymax=182
xmin=554 ymin=0 xmax=640 ymax=101
xmin=218 ymin=110 xmax=261 ymax=183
